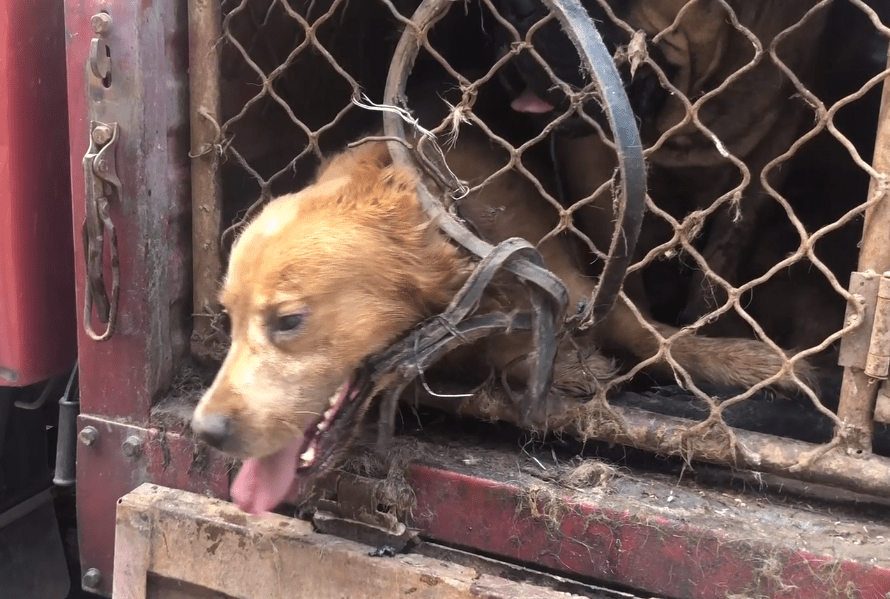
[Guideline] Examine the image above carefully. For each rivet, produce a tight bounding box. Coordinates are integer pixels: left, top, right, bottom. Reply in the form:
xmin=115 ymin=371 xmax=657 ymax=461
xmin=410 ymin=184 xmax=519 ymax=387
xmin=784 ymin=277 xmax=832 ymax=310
xmin=82 ymin=568 xmax=101 ymax=589
xmin=122 ymin=436 xmax=142 ymax=458
xmin=78 ymin=426 xmax=99 ymax=446
xmin=92 ymin=125 xmax=113 ymax=145
xmin=90 ymin=13 xmax=111 ymax=35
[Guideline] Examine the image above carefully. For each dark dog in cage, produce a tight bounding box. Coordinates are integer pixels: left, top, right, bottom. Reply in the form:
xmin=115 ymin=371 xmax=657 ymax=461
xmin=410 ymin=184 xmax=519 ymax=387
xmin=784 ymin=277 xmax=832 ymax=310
xmin=190 ymin=124 xmax=816 ymax=514
xmin=495 ymin=0 xmax=830 ymax=332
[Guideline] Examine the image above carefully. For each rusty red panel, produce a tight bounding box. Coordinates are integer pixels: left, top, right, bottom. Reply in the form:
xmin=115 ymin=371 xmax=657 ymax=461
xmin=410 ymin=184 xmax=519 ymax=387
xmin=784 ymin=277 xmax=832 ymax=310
xmin=63 ymin=0 xmax=191 ymax=421
xmin=65 ymin=0 xmax=194 ymax=591
xmin=0 ymin=0 xmax=76 ymax=387
xmin=406 ymin=464 xmax=890 ymax=599
xmin=76 ymin=415 xmax=230 ymax=596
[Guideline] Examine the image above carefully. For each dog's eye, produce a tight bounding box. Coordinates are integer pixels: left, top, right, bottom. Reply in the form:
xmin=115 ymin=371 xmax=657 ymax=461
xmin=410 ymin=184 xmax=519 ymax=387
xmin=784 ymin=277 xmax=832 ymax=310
xmin=273 ymin=313 xmax=305 ymax=334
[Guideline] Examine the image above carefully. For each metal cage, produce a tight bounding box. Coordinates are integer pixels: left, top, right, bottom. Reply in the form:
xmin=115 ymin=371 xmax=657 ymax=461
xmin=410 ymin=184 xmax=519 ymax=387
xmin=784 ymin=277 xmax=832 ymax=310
xmin=185 ymin=0 xmax=890 ymax=496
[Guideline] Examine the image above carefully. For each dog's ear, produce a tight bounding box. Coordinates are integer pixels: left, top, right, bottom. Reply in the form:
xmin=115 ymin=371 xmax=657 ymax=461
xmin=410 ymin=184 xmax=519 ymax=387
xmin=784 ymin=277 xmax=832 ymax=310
xmin=353 ymin=140 xmax=393 ymax=168
xmin=316 ymin=141 xmax=392 ymax=184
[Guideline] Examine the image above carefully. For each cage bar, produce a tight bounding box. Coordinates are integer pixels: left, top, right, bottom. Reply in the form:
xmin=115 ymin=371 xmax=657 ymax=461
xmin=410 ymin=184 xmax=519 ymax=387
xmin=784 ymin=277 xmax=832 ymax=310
xmin=188 ymin=0 xmax=224 ymax=358
xmin=431 ymin=394 xmax=890 ymax=498
xmin=837 ymin=45 xmax=890 ymax=454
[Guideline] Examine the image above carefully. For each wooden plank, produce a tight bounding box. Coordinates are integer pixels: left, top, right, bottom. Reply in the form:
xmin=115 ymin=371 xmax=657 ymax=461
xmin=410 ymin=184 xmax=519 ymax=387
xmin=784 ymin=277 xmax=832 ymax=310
xmin=114 ymin=484 xmax=586 ymax=599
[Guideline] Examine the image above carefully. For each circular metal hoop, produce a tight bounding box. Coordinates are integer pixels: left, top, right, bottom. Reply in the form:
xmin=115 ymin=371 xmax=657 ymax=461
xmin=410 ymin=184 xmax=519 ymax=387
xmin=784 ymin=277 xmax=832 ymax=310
xmin=381 ymin=0 xmax=647 ymax=327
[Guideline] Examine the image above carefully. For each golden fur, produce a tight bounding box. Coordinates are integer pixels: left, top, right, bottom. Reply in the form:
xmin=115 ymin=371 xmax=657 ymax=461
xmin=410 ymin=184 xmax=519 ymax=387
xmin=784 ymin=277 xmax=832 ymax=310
xmin=192 ymin=129 xmax=815 ymax=462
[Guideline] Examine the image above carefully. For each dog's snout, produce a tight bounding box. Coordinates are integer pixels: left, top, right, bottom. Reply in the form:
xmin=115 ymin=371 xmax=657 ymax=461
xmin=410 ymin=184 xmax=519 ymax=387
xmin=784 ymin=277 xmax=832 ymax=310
xmin=193 ymin=413 xmax=236 ymax=451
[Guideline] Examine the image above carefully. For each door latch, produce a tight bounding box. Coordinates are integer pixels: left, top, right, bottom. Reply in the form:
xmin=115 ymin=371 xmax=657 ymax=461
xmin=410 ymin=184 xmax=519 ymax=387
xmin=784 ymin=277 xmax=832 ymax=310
xmin=81 ymin=121 xmax=121 ymax=341
xmin=839 ymin=270 xmax=890 ymax=379
xmin=311 ymin=471 xmax=419 ymax=553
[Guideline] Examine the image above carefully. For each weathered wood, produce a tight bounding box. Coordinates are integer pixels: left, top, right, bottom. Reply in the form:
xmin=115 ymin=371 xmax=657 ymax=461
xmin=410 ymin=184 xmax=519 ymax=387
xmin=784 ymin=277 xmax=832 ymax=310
xmin=114 ymin=483 xmax=585 ymax=599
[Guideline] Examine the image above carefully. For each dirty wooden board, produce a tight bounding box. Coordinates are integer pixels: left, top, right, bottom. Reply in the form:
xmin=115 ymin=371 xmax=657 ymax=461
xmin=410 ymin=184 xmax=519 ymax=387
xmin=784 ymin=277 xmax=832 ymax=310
xmin=114 ymin=483 xmax=599 ymax=599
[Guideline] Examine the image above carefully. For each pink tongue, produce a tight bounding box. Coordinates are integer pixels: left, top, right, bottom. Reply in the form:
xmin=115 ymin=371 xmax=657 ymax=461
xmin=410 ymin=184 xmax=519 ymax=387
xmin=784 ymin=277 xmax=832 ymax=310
xmin=511 ymin=87 xmax=555 ymax=114
xmin=230 ymin=436 xmax=303 ymax=514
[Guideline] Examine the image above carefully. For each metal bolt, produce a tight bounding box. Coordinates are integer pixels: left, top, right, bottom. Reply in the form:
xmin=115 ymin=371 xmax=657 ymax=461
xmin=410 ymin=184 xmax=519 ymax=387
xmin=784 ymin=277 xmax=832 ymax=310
xmin=78 ymin=426 xmax=99 ymax=446
xmin=82 ymin=568 xmax=102 ymax=589
xmin=91 ymin=125 xmax=113 ymax=145
xmin=90 ymin=12 xmax=112 ymax=35
xmin=122 ymin=435 xmax=142 ymax=458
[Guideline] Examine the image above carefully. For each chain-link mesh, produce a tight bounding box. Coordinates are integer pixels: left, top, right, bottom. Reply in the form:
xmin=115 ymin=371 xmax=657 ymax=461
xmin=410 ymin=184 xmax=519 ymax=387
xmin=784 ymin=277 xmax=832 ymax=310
xmin=197 ymin=0 xmax=890 ymax=495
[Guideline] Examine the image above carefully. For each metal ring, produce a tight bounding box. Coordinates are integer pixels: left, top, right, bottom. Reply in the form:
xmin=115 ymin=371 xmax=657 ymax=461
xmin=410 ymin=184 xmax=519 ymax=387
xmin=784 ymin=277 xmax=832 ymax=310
xmin=540 ymin=0 xmax=647 ymax=326
xmin=382 ymin=0 xmax=646 ymax=328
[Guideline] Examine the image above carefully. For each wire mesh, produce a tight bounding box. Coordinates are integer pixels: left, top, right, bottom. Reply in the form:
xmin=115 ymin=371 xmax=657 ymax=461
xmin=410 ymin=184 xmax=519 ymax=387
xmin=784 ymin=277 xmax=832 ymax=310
xmin=195 ymin=0 xmax=890 ymax=495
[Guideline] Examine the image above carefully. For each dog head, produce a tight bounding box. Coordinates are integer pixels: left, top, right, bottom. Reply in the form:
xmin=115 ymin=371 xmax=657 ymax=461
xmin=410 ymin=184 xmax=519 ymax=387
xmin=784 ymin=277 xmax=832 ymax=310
xmin=492 ymin=0 xmax=672 ymax=140
xmin=191 ymin=142 xmax=466 ymax=512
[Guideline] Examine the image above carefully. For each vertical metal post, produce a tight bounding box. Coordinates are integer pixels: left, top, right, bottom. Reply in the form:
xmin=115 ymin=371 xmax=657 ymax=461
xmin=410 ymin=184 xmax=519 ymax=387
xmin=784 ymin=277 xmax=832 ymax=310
xmin=53 ymin=365 xmax=80 ymax=487
xmin=836 ymin=46 xmax=890 ymax=453
xmin=188 ymin=0 xmax=224 ymax=357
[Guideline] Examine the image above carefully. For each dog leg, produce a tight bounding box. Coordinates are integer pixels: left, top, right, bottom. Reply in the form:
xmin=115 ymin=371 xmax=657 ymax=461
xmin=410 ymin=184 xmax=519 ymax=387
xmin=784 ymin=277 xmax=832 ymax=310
xmin=599 ymin=295 xmax=816 ymax=394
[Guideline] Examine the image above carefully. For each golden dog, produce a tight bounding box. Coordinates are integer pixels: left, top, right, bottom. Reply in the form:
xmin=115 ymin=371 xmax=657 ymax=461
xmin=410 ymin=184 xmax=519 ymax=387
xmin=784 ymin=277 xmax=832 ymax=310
xmin=191 ymin=127 xmax=814 ymax=514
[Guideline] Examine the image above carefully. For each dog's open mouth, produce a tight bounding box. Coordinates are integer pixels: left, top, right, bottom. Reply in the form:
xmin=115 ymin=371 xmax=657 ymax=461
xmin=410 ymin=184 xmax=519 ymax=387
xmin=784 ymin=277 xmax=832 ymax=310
xmin=230 ymin=371 xmax=370 ymax=514
xmin=511 ymin=86 xmax=556 ymax=114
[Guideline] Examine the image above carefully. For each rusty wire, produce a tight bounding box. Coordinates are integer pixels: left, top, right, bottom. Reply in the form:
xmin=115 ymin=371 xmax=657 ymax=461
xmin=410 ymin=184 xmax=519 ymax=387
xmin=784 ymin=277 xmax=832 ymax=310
xmin=203 ymin=0 xmax=890 ymax=496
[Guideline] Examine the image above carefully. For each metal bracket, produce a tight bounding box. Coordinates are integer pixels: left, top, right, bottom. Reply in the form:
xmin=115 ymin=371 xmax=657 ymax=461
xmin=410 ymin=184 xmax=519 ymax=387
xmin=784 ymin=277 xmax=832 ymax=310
xmin=81 ymin=121 xmax=122 ymax=342
xmin=865 ymin=272 xmax=890 ymax=379
xmin=839 ymin=271 xmax=890 ymax=380
xmin=88 ymin=12 xmax=112 ymax=84
xmin=311 ymin=472 xmax=419 ymax=552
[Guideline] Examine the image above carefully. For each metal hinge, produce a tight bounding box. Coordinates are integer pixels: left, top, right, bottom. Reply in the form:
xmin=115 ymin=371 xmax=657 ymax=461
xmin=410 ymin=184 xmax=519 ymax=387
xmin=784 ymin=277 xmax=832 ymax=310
xmin=310 ymin=472 xmax=419 ymax=553
xmin=838 ymin=270 xmax=890 ymax=380
xmin=81 ymin=121 xmax=122 ymax=341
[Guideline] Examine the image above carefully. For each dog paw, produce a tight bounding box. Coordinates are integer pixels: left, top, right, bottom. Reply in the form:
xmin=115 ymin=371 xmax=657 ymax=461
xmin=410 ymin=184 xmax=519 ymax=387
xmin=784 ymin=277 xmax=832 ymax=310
xmin=550 ymin=346 xmax=617 ymax=401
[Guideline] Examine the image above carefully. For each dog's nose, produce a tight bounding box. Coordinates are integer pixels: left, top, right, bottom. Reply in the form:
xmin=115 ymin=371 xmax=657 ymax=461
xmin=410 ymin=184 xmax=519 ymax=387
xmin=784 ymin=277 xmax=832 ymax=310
xmin=193 ymin=414 xmax=234 ymax=451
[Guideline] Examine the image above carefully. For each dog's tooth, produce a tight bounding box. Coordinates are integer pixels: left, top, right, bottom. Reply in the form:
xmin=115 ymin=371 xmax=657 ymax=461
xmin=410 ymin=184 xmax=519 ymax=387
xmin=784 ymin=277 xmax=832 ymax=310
xmin=317 ymin=409 xmax=334 ymax=431
xmin=329 ymin=395 xmax=338 ymax=407
xmin=300 ymin=447 xmax=315 ymax=464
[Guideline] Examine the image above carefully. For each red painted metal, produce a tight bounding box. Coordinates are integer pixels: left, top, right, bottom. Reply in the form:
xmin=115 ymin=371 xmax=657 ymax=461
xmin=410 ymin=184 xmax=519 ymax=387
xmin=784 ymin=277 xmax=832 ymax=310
xmin=77 ymin=415 xmax=230 ymax=596
xmin=406 ymin=464 xmax=890 ymax=599
xmin=63 ymin=0 xmax=192 ymax=422
xmin=0 ymin=0 xmax=76 ymax=387
xmin=63 ymin=0 xmax=194 ymax=591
